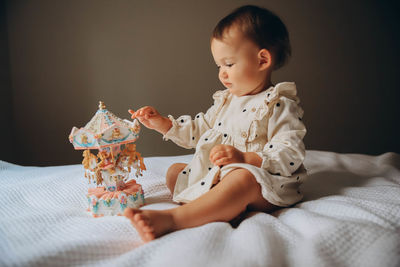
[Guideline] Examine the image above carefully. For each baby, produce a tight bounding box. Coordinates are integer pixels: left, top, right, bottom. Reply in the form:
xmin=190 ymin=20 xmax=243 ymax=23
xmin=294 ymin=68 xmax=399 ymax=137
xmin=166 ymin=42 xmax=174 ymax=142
xmin=125 ymin=5 xmax=307 ymax=242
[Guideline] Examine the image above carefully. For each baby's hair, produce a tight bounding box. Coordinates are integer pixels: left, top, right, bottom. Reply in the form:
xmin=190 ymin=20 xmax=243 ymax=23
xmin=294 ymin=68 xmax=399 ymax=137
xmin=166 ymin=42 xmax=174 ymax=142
xmin=212 ymin=5 xmax=291 ymax=70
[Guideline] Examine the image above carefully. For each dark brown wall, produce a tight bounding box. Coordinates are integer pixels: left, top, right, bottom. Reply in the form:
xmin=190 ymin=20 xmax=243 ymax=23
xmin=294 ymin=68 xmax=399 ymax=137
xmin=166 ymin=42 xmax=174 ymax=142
xmin=3 ymin=0 xmax=400 ymax=166
xmin=0 ymin=0 xmax=15 ymax=163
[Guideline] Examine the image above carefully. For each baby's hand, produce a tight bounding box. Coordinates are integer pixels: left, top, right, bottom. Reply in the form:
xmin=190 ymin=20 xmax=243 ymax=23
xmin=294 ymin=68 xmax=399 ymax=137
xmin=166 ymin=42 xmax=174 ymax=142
xmin=128 ymin=106 xmax=172 ymax=134
xmin=129 ymin=106 xmax=157 ymax=121
xmin=209 ymin=144 xmax=245 ymax=166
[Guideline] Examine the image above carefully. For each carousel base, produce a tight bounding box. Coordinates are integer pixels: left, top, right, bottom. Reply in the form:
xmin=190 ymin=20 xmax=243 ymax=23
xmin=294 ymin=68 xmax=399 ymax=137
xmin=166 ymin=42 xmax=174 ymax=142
xmin=86 ymin=180 xmax=145 ymax=217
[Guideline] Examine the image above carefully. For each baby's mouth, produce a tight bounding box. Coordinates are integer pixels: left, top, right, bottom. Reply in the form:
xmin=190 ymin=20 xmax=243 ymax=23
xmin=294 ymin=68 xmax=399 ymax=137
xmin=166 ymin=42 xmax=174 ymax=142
xmin=223 ymin=82 xmax=232 ymax=87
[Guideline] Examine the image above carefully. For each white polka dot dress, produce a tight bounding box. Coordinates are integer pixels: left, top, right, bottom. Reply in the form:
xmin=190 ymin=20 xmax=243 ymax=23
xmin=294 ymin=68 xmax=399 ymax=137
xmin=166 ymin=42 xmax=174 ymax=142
xmin=163 ymin=82 xmax=307 ymax=207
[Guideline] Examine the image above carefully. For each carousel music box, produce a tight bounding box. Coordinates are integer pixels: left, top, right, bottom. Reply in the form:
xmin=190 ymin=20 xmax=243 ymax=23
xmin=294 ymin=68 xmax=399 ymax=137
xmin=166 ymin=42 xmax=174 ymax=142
xmin=69 ymin=101 xmax=146 ymax=217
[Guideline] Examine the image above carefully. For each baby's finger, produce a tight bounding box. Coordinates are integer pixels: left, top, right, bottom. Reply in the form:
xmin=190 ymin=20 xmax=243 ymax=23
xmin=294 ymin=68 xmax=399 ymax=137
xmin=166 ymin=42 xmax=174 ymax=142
xmin=136 ymin=108 xmax=144 ymax=117
xmin=140 ymin=106 xmax=156 ymax=117
xmin=209 ymin=150 xmax=217 ymax=163
xmin=209 ymin=149 xmax=219 ymax=163
xmin=128 ymin=109 xmax=136 ymax=119
xmin=138 ymin=110 xmax=149 ymax=118
xmin=210 ymin=150 xmax=226 ymax=164
xmin=214 ymin=157 xmax=230 ymax=167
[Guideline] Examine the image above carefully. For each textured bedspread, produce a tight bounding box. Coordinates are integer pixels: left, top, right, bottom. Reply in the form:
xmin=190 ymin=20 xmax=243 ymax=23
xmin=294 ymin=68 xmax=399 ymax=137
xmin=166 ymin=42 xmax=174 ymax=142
xmin=0 ymin=150 xmax=399 ymax=267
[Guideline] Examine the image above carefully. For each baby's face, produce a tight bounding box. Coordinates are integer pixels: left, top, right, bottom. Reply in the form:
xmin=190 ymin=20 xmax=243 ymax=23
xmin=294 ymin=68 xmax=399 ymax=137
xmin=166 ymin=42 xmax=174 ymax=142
xmin=211 ymin=28 xmax=268 ymax=96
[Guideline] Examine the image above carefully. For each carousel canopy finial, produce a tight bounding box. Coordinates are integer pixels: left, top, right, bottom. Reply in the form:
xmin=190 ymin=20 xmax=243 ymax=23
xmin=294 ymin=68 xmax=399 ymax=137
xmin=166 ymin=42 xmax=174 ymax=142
xmin=99 ymin=101 xmax=106 ymax=110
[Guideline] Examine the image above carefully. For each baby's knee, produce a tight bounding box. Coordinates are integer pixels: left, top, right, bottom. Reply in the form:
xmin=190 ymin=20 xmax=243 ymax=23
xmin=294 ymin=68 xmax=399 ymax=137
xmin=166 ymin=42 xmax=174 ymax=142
xmin=166 ymin=163 xmax=186 ymax=177
xmin=227 ymin=168 xmax=258 ymax=188
xmin=166 ymin=163 xmax=187 ymax=191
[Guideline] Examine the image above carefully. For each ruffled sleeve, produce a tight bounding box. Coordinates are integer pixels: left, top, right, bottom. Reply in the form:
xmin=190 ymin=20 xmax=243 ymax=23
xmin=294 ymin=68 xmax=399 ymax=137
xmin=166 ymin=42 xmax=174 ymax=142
xmin=163 ymin=89 xmax=229 ymax=149
xmin=257 ymin=82 xmax=306 ymax=176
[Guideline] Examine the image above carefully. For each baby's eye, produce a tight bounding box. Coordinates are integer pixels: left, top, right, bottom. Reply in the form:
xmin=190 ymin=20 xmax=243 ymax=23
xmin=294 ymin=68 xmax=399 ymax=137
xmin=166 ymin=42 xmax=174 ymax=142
xmin=226 ymin=63 xmax=234 ymax=67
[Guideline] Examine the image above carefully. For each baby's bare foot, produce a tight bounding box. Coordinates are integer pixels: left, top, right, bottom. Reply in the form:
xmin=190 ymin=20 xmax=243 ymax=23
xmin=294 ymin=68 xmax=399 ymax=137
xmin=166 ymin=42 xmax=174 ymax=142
xmin=124 ymin=208 xmax=175 ymax=243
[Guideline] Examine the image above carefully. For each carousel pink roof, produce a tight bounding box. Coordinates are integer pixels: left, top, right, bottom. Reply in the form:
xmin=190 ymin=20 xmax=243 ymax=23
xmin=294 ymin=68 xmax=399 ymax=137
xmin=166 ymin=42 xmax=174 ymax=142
xmin=69 ymin=101 xmax=140 ymax=150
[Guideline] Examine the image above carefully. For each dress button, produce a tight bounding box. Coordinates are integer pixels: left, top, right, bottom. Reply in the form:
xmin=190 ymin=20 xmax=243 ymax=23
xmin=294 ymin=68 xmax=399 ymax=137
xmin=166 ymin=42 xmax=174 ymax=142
xmin=241 ymin=132 xmax=247 ymax=138
xmin=251 ymin=107 xmax=256 ymax=112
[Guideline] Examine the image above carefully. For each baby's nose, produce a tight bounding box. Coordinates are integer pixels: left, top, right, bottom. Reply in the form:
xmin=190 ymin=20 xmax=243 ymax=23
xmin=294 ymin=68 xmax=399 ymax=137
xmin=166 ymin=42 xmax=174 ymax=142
xmin=219 ymin=69 xmax=228 ymax=79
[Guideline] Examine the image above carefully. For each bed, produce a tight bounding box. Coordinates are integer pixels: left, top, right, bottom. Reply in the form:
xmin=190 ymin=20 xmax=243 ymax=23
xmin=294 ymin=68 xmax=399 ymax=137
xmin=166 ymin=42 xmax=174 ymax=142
xmin=1 ymin=150 xmax=399 ymax=267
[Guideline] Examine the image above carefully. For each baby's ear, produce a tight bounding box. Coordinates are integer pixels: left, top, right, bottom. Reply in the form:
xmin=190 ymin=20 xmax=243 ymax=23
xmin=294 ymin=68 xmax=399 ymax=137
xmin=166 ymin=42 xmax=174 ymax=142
xmin=258 ymin=49 xmax=272 ymax=70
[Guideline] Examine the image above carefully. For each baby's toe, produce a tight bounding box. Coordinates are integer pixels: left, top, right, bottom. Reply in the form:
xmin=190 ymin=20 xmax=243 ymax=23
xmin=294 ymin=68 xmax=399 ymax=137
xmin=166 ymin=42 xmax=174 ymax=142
xmin=133 ymin=212 xmax=144 ymax=222
xmin=144 ymin=232 xmax=155 ymax=242
xmin=143 ymin=225 xmax=154 ymax=233
xmin=138 ymin=219 xmax=148 ymax=228
xmin=124 ymin=208 xmax=135 ymax=219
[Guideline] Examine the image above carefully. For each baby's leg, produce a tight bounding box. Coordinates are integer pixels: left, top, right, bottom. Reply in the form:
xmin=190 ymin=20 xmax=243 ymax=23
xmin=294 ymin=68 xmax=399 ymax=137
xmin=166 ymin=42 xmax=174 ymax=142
xmin=124 ymin=168 xmax=278 ymax=242
xmin=165 ymin=163 xmax=187 ymax=194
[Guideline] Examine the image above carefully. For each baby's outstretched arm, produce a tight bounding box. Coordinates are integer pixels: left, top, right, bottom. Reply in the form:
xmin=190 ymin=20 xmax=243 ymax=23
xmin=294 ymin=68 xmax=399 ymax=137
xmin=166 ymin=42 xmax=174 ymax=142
xmin=209 ymin=144 xmax=262 ymax=167
xmin=129 ymin=106 xmax=172 ymax=135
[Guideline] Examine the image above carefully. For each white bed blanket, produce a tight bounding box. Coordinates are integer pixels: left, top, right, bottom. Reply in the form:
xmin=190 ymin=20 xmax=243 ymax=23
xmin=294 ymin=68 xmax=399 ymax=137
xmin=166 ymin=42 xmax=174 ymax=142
xmin=0 ymin=150 xmax=399 ymax=267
